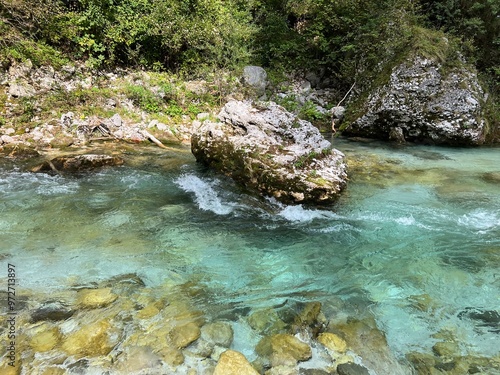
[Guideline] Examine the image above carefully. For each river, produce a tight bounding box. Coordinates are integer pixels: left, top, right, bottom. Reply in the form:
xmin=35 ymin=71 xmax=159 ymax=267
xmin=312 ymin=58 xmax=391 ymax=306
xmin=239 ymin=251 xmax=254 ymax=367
xmin=1 ymin=139 xmax=499 ymax=373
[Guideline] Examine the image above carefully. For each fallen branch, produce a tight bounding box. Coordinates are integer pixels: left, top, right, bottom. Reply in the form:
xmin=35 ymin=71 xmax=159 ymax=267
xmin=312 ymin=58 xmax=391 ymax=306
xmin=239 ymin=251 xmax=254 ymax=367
xmin=139 ymin=129 xmax=174 ymax=150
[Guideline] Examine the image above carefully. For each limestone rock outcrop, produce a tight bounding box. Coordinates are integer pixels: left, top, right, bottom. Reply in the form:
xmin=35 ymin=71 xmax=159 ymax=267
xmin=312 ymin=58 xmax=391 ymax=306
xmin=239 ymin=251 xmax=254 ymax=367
xmin=191 ymin=100 xmax=348 ymax=204
xmin=345 ymin=55 xmax=487 ymax=145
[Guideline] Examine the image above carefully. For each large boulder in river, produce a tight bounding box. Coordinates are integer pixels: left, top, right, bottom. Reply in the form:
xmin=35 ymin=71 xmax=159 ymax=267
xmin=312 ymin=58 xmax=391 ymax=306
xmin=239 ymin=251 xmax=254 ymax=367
xmin=344 ymin=55 xmax=487 ymax=145
xmin=191 ymin=100 xmax=348 ymax=204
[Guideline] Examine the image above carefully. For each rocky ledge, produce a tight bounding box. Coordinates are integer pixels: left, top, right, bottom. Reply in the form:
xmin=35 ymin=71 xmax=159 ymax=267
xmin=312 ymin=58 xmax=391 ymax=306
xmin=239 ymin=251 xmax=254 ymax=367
xmin=345 ymin=54 xmax=488 ymax=145
xmin=191 ymin=100 xmax=348 ymax=204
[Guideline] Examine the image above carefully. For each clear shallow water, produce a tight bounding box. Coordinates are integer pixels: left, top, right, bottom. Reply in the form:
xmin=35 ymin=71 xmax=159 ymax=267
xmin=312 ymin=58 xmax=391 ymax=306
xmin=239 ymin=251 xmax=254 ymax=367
xmin=1 ymin=141 xmax=499 ymax=362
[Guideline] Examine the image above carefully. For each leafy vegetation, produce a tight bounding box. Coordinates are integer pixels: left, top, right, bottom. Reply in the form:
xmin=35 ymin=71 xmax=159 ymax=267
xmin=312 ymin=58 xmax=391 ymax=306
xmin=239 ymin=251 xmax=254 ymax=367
xmin=0 ymin=0 xmax=498 ymax=137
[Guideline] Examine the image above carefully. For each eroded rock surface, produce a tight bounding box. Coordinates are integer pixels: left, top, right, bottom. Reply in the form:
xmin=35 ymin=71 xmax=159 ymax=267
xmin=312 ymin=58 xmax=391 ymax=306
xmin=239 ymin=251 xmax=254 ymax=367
xmin=191 ymin=100 xmax=347 ymax=204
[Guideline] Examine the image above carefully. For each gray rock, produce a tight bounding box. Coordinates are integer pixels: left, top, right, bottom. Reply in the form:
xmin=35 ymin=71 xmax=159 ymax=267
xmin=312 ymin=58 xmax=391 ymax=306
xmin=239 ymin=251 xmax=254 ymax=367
xmin=61 ymin=112 xmax=75 ymax=128
xmin=31 ymin=301 xmax=74 ymax=322
xmin=331 ymin=106 xmax=346 ymax=120
xmin=389 ymin=127 xmax=405 ymax=143
xmin=0 ymin=135 xmax=15 ymax=144
xmin=110 ymin=113 xmax=123 ymax=127
xmin=336 ymin=363 xmax=370 ymax=375
xmin=201 ymin=321 xmax=234 ymax=347
xmin=9 ymin=82 xmax=36 ymax=98
xmin=191 ymin=100 xmax=347 ymax=204
xmin=242 ymin=66 xmax=267 ymax=96
xmin=197 ymin=112 xmax=210 ymax=120
xmin=346 ymin=55 xmax=487 ymax=145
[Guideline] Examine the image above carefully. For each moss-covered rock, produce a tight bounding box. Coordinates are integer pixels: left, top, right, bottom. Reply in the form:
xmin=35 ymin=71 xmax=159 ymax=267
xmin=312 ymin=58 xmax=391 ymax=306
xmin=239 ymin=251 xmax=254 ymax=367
xmin=344 ymin=51 xmax=488 ymax=145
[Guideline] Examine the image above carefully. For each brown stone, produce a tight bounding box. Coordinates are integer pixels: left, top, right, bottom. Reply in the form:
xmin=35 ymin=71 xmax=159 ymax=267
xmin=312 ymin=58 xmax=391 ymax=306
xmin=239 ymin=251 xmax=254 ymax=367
xmin=294 ymin=302 xmax=322 ymax=327
xmin=256 ymin=333 xmax=312 ymax=363
xmin=160 ymin=346 xmax=185 ymax=367
xmin=62 ymin=319 xmax=115 ymax=358
xmin=432 ymin=341 xmax=460 ymax=359
xmin=76 ymin=288 xmax=118 ymax=309
xmin=169 ymin=322 xmax=201 ymax=348
xmin=30 ymin=327 xmax=61 ymax=352
xmin=137 ymin=304 xmax=160 ymax=319
xmin=317 ymin=332 xmax=347 ymax=354
xmin=41 ymin=367 xmax=67 ymax=375
xmin=213 ymin=350 xmax=259 ymax=375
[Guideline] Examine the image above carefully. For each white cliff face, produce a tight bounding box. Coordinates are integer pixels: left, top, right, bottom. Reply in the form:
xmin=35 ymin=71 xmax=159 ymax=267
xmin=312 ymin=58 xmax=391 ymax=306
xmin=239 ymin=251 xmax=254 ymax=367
xmin=346 ymin=56 xmax=487 ymax=145
xmin=191 ymin=100 xmax=348 ymax=204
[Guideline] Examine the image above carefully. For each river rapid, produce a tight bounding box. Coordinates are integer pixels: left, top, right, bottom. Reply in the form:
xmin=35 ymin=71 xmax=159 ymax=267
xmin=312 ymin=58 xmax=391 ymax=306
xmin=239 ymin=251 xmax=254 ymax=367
xmin=1 ymin=139 xmax=499 ymax=374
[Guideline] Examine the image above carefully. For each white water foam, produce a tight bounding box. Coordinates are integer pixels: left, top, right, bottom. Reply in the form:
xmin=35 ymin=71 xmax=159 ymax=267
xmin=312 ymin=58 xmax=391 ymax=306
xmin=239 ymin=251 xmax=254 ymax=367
xmin=175 ymin=174 xmax=234 ymax=215
xmin=277 ymin=204 xmax=340 ymax=222
xmin=458 ymin=209 xmax=500 ymax=232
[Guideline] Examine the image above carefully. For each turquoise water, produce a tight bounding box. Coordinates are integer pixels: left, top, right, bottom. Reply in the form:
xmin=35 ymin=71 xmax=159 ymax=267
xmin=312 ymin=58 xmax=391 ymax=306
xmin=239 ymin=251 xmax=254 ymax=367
xmin=1 ymin=141 xmax=499 ymax=364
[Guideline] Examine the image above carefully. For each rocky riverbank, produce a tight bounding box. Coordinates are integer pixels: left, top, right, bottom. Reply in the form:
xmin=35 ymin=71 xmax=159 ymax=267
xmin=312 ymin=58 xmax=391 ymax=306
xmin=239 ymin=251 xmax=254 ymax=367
xmin=2 ymin=273 xmax=499 ymax=375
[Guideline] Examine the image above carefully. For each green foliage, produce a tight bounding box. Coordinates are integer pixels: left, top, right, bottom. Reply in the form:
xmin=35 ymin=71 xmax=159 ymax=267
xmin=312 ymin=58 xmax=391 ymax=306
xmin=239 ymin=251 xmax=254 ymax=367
xmin=298 ymin=101 xmax=327 ymax=123
xmin=48 ymin=0 xmax=256 ymax=73
xmin=125 ymin=84 xmax=162 ymax=113
xmin=275 ymin=94 xmax=299 ymax=113
xmin=252 ymin=0 xmax=417 ymax=88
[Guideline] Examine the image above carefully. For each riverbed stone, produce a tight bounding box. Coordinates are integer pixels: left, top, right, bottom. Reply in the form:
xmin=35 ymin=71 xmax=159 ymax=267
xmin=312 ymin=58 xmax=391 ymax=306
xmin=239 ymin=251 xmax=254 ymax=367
xmin=31 ymin=301 xmax=74 ymax=322
xmin=337 ymin=362 xmax=370 ymax=375
xmin=482 ymin=172 xmax=500 ymax=184
xmin=213 ymin=350 xmax=259 ymax=375
xmin=294 ymin=301 xmax=322 ymax=328
xmin=62 ymin=319 xmax=116 ymax=358
xmin=76 ymin=288 xmax=118 ymax=309
xmin=256 ymin=333 xmax=312 ymax=363
xmin=158 ymin=345 xmax=184 ymax=367
xmin=40 ymin=367 xmax=66 ymax=375
xmin=333 ymin=318 xmax=410 ymax=375
xmin=317 ymin=332 xmax=348 ymax=354
xmin=248 ymin=308 xmax=287 ymax=335
xmin=169 ymin=321 xmax=201 ymax=348
xmin=201 ymin=321 xmax=234 ymax=347
xmin=116 ymin=345 xmax=163 ymax=372
xmin=137 ymin=304 xmax=160 ymax=319
xmin=432 ymin=341 xmax=460 ymax=359
xmin=30 ymin=326 xmax=61 ymax=352
xmin=265 ymin=365 xmax=299 ymax=375
xmin=0 ymin=361 xmax=21 ymax=375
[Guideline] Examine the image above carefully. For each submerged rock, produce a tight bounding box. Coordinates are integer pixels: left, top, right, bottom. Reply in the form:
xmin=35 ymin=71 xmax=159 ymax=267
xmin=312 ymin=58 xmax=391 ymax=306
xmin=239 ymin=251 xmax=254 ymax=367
xmin=31 ymin=301 xmax=74 ymax=322
xmin=191 ymin=100 xmax=348 ymax=204
xmin=317 ymin=332 xmax=348 ymax=354
xmin=201 ymin=321 xmax=234 ymax=347
xmin=337 ymin=362 xmax=370 ymax=375
xmin=76 ymin=288 xmax=118 ymax=309
xmin=213 ymin=350 xmax=259 ymax=375
xmin=345 ymin=54 xmax=487 ymax=145
xmin=62 ymin=319 xmax=117 ymax=358
xmin=31 ymin=154 xmax=124 ymax=173
xmin=256 ymin=333 xmax=312 ymax=364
